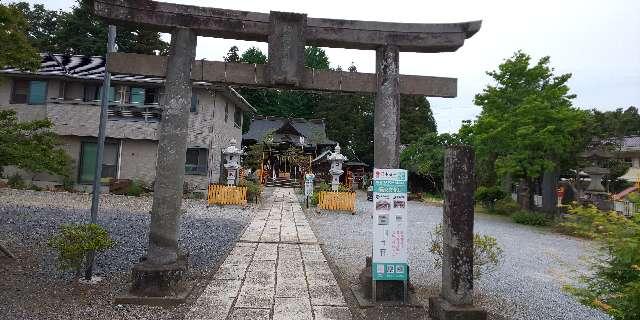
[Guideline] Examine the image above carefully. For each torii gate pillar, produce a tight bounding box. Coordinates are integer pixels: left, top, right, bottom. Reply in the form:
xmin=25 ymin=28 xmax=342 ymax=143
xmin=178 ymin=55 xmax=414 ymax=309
xmin=374 ymin=45 xmax=401 ymax=168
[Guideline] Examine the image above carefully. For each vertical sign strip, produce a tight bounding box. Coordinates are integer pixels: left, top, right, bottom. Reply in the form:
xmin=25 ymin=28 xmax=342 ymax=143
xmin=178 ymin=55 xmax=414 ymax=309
xmin=372 ymin=168 xmax=408 ymax=281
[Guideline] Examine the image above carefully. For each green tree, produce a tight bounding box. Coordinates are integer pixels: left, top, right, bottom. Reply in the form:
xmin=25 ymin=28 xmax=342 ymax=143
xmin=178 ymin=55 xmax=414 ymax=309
xmin=400 ymin=95 xmax=437 ymax=144
xmin=9 ymin=2 xmax=61 ymax=53
xmin=224 ymin=45 xmax=240 ymax=62
xmin=240 ymin=47 xmax=267 ymax=64
xmin=305 ymin=46 xmax=330 ymax=70
xmin=587 ymin=107 xmax=640 ymax=138
xmin=0 ymin=3 xmax=40 ymax=71
xmin=400 ymin=132 xmax=461 ymax=193
xmin=464 ymin=51 xmax=589 ymax=209
xmin=0 ymin=110 xmax=70 ymax=177
xmin=52 ymin=0 xmax=168 ymax=56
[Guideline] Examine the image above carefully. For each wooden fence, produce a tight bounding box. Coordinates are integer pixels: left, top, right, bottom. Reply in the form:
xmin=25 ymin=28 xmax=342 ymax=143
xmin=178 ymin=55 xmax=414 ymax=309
xmin=208 ymin=184 xmax=247 ymax=205
xmin=318 ymin=191 xmax=356 ymax=214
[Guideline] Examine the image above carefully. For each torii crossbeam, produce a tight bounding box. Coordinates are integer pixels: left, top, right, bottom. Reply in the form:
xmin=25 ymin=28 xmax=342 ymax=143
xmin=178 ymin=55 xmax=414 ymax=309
xmin=90 ymin=1 xmax=482 ymax=312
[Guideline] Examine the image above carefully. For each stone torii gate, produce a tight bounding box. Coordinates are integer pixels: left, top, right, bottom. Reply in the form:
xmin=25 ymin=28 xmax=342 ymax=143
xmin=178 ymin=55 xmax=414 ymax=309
xmin=92 ymin=0 xmax=482 ymax=317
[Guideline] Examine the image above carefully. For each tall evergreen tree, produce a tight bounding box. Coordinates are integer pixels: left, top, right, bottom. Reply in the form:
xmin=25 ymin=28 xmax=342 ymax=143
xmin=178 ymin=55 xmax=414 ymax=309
xmin=11 ymin=1 xmax=168 ymax=56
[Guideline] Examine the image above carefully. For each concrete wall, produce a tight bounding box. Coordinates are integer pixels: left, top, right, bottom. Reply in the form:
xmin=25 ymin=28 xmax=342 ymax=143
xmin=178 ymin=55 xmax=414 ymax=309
xmin=119 ymin=139 xmax=158 ymax=184
xmin=191 ymin=88 xmax=243 ymax=185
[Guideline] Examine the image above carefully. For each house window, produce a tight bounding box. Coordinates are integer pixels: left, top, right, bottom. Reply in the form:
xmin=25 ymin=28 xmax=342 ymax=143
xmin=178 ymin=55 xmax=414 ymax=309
xmin=185 ymin=148 xmax=207 ymax=175
xmin=144 ymin=88 xmax=159 ymax=104
xmin=190 ymin=94 xmax=199 ymax=112
xmin=83 ymin=85 xmax=115 ymax=102
xmin=234 ymin=106 xmax=242 ymax=129
xmin=78 ymin=141 xmax=119 ymax=184
xmin=11 ymin=79 xmax=47 ymax=104
xmin=224 ymin=102 xmax=229 ymax=123
xmin=130 ymin=87 xmax=145 ymax=104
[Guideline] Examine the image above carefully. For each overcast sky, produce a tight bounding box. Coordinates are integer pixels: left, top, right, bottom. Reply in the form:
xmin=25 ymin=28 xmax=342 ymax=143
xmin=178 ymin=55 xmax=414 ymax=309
xmin=31 ymin=0 xmax=640 ymax=133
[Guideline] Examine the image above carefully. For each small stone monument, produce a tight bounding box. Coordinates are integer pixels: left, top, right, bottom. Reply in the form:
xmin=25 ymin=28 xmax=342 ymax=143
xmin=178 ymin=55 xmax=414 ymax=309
xmin=579 ymin=146 xmax=613 ymax=210
xmin=327 ymin=144 xmax=347 ymax=191
xmin=222 ymin=139 xmax=244 ymax=186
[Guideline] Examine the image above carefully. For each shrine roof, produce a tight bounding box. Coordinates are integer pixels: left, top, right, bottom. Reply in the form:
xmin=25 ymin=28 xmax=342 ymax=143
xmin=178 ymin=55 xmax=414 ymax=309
xmin=243 ymin=116 xmax=336 ymax=147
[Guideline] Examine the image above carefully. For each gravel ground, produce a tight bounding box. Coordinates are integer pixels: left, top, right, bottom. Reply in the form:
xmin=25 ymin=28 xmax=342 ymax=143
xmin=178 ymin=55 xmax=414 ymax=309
xmin=306 ymin=191 xmax=611 ymax=320
xmin=0 ymin=188 xmax=253 ymax=320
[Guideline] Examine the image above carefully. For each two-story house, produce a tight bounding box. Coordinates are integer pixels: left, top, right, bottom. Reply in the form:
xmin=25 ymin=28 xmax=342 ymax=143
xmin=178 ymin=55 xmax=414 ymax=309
xmin=0 ymin=53 xmax=255 ymax=191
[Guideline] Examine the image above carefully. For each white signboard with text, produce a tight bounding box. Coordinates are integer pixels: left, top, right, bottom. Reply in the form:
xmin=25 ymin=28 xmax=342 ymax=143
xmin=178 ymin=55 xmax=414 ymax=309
xmin=372 ymin=168 xmax=408 ymax=281
xmin=304 ymin=173 xmax=315 ymax=197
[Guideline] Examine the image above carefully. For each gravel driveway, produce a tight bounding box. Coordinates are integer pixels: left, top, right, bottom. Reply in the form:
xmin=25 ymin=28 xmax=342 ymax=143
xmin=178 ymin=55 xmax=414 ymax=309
xmin=0 ymin=188 xmax=253 ymax=320
xmin=306 ymin=191 xmax=611 ymax=320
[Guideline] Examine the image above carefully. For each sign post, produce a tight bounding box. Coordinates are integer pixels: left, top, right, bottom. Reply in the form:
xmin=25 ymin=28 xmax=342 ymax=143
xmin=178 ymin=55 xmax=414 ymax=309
xmin=372 ymin=168 xmax=408 ymax=303
xmin=304 ymin=173 xmax=315 ymax=209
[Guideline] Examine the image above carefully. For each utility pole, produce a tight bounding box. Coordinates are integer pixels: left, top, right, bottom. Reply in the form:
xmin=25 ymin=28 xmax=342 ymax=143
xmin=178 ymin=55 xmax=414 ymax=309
xmin=85 ymin=25 xmax=116 ymax=281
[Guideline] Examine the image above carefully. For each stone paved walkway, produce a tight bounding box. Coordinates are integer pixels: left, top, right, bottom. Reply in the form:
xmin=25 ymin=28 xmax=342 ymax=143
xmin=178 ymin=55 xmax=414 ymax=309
xmin=187 ymin=188 xmax=352 ymax=320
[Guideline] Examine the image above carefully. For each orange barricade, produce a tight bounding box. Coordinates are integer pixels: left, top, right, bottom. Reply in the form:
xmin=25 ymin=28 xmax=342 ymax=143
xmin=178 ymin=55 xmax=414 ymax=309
xmin=318 ymin=191 xmax=356 ymax=214
xmin=208 ymin=184 xmax=247 ymax=205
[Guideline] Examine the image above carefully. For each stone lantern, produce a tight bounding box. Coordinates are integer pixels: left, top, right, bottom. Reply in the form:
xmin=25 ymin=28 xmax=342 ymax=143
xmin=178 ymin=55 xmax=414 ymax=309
xmin=327 ymin=144 xmax=348 ymax=191
xmin=578 ymin=146 xmax=613 ymax=210
xmin=222 ymin=139 xmax=244 ymax=186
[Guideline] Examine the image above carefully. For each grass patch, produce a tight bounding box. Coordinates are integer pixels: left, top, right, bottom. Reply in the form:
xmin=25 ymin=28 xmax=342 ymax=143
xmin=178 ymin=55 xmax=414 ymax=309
xmin=511 ymin=211 xmax=551 ymax=226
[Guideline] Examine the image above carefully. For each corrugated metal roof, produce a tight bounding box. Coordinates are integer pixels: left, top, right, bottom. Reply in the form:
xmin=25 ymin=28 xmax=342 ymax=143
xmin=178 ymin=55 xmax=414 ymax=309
xmin=622 ymin=136 xmax=640 ymax=151
xmin=0 ymin=53 xmax=255 ymax=112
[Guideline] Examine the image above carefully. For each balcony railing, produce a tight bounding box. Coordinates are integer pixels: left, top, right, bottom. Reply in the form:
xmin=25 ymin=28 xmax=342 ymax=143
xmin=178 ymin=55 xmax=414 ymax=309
xmin=48 ymin=98 xmax=162 ymax=123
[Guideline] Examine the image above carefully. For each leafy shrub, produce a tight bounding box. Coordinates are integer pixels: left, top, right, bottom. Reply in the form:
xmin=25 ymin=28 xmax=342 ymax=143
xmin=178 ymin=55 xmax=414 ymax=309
xmin=239 ymin=179 xmax=262 ymax=202
xmin=27 ymin=184 xmax=42 ymax=191
xmin=475 ymin=186 xmax=506 ymax=212
xmin=338 ymin=184 xmax=351 ymax=192
xmin=562 ymin=205 xmax=640 ymax=320
xmin=511 ymin=211 xmax=550 ymax=226
xmin=493 ymin=198 xmax=520 ymax=215
xmin=47 ymin=224 xmax=114 ymax=274
xmin=310 ymin=193 xmax=319 ymax=206
xmin=429 ymin=223 xmax=504 ymax=280
xmin=62 ymin=175 xmax=75 ymax=192
xmin=315 ymin=182 xmax=331 ymax=193
xmin=7 ymin=173 xmax=26 ymax=189
xmin=422 ymin=193 xmax=443 ymax=203
xmin=556 ymin=205 xmax=620 ymax=239
xmin=125 ymin=180 xmax=145 ymax=197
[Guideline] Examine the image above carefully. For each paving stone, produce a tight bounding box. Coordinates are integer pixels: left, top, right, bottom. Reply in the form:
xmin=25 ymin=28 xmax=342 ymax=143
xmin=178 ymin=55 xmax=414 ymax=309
xmin=273 ymin=297 xmax=313 ymax=320
xmin=214 ymin=260 xmax=250 ymax=280
xmin=228 ymin=308 xmax=271 ymax=320
xmin=278 ymin=243 xmax=302 ymax=261
xmin=309 ymin=283 xmax=346 ymax=306
xmin=234 ymin=287 xmax=275 ymax=308
xmin=244 ymin=260 xmax=276 ymax=286
xmin=275 ymin=277 xmax=309 ymax=298
xmin=254 ymin=242 xmax=278 ymax=261
xmin=201 ymin=279 xmax=242 ymax=299
xmin=186 ymin=296 xmax=235 ymax=320
xmin=313 ymin=306 xmax=353 ymax=320
xmin=300 ymin=244 xmax=326 ymax=262
xmin=194 ymin=187 xmax=347 ymax=319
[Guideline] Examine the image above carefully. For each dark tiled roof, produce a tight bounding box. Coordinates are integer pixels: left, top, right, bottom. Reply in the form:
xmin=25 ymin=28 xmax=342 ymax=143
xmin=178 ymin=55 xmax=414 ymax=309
xmin=243 ymin=116 xmax=336 ymax=147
